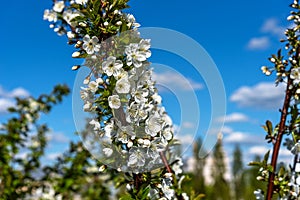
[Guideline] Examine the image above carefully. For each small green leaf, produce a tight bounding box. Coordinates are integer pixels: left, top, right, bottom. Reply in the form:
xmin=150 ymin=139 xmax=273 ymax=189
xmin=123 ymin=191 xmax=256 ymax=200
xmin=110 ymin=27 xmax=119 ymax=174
xmin=119 ymin=194 xmax=134 ymax=200
xmin=263 ymin=150 xmax=270 ymax=165
xmin=193 ymin=194 xmax=205 ymax=200
xmin=249 ymin=161 xmax=261 ymax=166
xmin=266 ymin=120 xmax=273 ymax=135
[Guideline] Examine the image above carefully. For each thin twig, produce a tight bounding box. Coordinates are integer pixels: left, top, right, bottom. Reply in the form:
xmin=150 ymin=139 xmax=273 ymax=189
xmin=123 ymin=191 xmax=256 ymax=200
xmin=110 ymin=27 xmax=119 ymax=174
xmin=159 ymin=151 xmax=172 ymax=173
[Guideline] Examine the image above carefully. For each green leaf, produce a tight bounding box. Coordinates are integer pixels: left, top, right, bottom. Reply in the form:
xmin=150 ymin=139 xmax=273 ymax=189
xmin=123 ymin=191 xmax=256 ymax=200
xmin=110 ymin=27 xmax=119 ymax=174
xmin=249 ymin=161 xmax=261 ymax=166
xmin=263 ymin=150 xmax=270 ymax=165
xmin=193 ymin=194 xmax=205 ymax=200
xmin=93 ymin=0 xmax=101 ymax=12
xmin=139 ymin=186 xmax=150 ymax=199
xmin=119 ymin=194 xmax=134 ymax=200
xmin=265 ymin=120 xmax=273 ymax=135
xmin=278 ymin=167 xmax=285 ymax=177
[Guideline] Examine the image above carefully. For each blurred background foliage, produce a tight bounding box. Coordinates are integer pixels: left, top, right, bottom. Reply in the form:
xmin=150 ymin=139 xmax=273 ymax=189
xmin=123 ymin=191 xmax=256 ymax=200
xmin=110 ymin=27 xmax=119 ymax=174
xmin=0 ymin=84 xmax=266 ymax=199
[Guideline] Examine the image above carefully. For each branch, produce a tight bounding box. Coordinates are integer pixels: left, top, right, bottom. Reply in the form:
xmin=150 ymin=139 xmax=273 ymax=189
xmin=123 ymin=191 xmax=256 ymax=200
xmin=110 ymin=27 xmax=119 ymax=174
xmin=159 ymin=151 xmax=172 ymax=174
xmin=266 ymin=76 xmax=293 ymax=199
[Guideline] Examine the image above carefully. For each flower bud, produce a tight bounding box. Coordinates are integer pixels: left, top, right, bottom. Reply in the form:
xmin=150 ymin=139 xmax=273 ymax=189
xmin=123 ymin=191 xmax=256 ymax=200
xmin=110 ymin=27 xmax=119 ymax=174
xmin=96 ymin=77 xmax=104 ymax=84
xmin=256 ymin=176 xmax=264 ymax=181
xmin=270 ymin=57 xmax=276 ymax=63
xmin=79 ymin=22 xmax=87 ymax=27
xmin=127 ymin=141 xmax=133 ymax=148
xmin=72 ymin=65 xmax=81 ymax=70
xmin=287 ymin=15 xmax=294 ymax=20
xmin=72 ymin=51 xmax=81 ymax=58
xmin=83 ymin=77 xmax=90 ymax=84
xmin=98 ymin=165 xmax=107 ymax=172
xmin=137 ymin=138 xmax=144 ymax=144
xmin=75 ymin=40 xmax=83 ymax=48
xmin=104 ymin=21 xmax=109 ymax=26
xmin=116 ymin=21 xmax=122 ymax=26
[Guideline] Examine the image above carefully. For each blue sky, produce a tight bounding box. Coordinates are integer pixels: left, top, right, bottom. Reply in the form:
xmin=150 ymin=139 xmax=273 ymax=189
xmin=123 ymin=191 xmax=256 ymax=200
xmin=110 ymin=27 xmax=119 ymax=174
xmin=0 ymin=0 xmax=294 ymax=175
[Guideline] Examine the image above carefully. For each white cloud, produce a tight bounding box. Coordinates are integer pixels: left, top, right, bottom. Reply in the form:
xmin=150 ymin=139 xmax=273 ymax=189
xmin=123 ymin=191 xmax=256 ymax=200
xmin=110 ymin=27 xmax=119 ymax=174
xmin=224 ymin=132 xmax=264 ymax=145
xmin=218 ymin=112 xmax=249 ymax=123
xmin=0 ymin=85 xmax=30 ymax=114
xmin=221 ymin=126 xmax=233 ymax=134
xmin=0 ymin=98 xmax=14 ymax=113
xmin=175 ymin=134 xmax=194 ymax=146
xmin=174 ymin=133 xmax=195 ymax=156
xmin=47 ymin=132 xmax=70 ymax=143
xmin=182 ymin=121 xmax=195 ymax=128
xmin=153 ymin=71 xmax=203 ymax=92
xmin=247 ymin=36 xmax=270 ymax=50
xmin=230 ymin=82 xmax=285 ymax=110
xmin=248 ymin=146 xmax=270 ymax=156
xmin=261 ymin=18 xmax=285 ymax=38
xmin=46 ymin=152 xmax=62 ymax=161
xmin=9 ymin=87 xmax=30 ymax=98
xmin=280 ymin=148 xmax=292 ymax=157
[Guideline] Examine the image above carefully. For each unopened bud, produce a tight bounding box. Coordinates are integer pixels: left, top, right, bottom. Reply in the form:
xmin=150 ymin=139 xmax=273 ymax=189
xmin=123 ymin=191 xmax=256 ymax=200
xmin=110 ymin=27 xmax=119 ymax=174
xmin=75 ymin=40 xmax=83 ymax=48
xmin=99 ymin=165 xmax=107 ymax=172
xmin=256 ymin=176 xmax=264 ymax=181
xmin=104 ymin=21 xmax=109 ymax=26
xmin=270 ymin=57 xmax=276 ymax=63
xmin=96 ymin=77 xmax=104 ymax=84
xmin=127 ymin=141 xmax=133 ymax=148
xmin=79 ymin=22 xmax=87 ymax=27
xmin=287 ymin=15 xmax=294 ymax=21
xmin=114 ymin=10 xmax=119 ymax=15
xmin=116 ymin=21 xmax=122 ymax=26
xmin=72 ymin=65 xmax=81 ymax=70
xmin=72 ymin=51 xmax=81 ymax=58
xmin=83 ymin=77 xmax=90 ymax=84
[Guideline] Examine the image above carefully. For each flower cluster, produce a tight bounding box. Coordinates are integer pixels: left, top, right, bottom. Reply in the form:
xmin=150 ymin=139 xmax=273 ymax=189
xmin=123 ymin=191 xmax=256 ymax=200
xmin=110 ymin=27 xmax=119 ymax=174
xmin=44 ymin=0 xmax=188 ymax=199
xmin=80 ymin=36 xmax=178 ymax=171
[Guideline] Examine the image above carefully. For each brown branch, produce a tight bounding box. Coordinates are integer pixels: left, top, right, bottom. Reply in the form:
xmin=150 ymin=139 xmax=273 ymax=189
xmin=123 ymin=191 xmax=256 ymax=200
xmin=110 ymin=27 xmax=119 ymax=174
xmin=266 ymin=76 xmax=293 ymax=199
xmin=159 ymin=151 xmax=172 ymax=173
xmin=133 ymin=173 xmax=143 ymax=192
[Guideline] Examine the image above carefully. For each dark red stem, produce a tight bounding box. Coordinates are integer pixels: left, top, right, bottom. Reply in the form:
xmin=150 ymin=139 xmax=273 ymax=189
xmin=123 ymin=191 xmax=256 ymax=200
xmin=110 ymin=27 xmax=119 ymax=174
xmin=266 ymin=77 xmax=293 ymax=199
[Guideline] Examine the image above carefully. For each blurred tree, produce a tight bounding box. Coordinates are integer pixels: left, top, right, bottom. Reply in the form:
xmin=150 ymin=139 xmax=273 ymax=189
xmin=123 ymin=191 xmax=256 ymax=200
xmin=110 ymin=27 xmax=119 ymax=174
xmin=0 ymin=85 xmax=112 ymax=199
xmin=192 ymin=137 xmax=207 ymax=195
xmin=232 ymin=145 xmax=245 ymax=200
xmin=43 ymin=140 xmax=111 ymax=199
xmin=0 ymin=84 xmax=70 ymax=199
xmin=208 ymin=133 xmax=231 ymax=200
xmin=243 ymin=155 xmax=266 ymax=199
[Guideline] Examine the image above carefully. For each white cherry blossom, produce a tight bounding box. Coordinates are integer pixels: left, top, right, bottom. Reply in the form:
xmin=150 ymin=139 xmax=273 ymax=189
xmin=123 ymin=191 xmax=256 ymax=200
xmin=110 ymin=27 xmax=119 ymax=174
xmin=146 ymin=112 xmax=163 ymax=137
xmin=291 ymin=67 xmax=300 ymax=84
xmin=102 ymin=56 xmax=123 ymax=76
xmin=53 ymin=1 xmax=65 ymax=13
xmin=43 ymin=9 xmax=57 ymax=22
xmin=116 ymin=77 xmax=131 ymax=94
xmin=62 ymin=9 xmax=81 ymax=27
xmin=108 ymin=95 xmax=121 ymax=109
xmin=103 ymin=148 xmax=113 ymax=157
xmin=74 ymin=0 xmax=88 ymax=5
xmin=83 ymin=35 xmax=101 ymax=55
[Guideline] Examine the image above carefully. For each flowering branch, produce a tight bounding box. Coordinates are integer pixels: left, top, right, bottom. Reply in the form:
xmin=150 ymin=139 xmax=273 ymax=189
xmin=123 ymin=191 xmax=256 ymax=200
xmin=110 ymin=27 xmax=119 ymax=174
xmin=252 ymin=1 xmax=300 ymax=199
xmin=266 ymin=75 xmax=293 ymax=199
xmin=44 ymin=0 xmax=189 ymax=199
